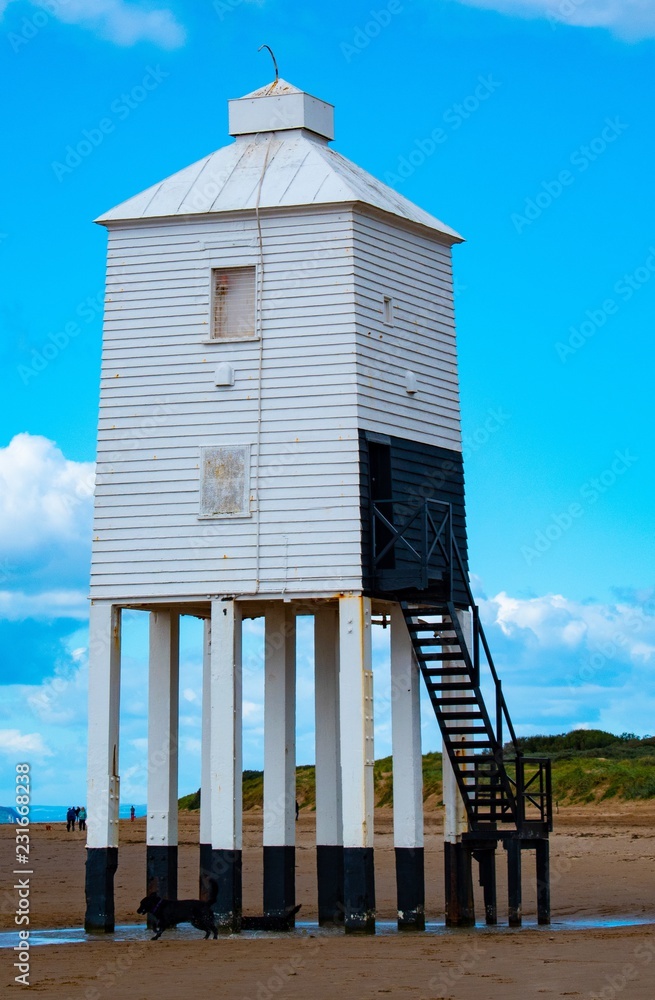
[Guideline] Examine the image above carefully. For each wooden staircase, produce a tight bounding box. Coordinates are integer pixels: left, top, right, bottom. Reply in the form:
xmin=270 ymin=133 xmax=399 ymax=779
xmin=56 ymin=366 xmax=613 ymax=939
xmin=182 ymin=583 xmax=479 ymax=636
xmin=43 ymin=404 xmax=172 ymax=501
xmin=401 ymin=598 xmax=552 ymax=839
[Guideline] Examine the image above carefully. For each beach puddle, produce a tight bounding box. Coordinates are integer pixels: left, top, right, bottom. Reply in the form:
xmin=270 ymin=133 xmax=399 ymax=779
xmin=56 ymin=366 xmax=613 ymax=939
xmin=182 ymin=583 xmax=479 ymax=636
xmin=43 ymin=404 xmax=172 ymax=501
xmin=1 ymin=916 xmax=653 ymax=949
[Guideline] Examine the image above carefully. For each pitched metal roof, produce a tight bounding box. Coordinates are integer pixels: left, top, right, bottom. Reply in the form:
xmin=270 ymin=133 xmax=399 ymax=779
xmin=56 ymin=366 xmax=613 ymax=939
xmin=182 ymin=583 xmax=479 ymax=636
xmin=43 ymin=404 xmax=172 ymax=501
xmin=96 ymin=83 xmax=463 ymax=243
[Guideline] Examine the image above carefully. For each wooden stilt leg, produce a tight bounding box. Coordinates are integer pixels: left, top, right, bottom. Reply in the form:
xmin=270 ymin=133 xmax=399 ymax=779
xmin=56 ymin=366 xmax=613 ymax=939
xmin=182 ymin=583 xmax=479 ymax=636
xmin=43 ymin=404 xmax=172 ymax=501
xmin=477 ymin=848 xmax=497 ymax=926
xmin=536 ymin=839 xmax=551 ymax=926
xmin=507 ymin=839 xmax=522 ymax=927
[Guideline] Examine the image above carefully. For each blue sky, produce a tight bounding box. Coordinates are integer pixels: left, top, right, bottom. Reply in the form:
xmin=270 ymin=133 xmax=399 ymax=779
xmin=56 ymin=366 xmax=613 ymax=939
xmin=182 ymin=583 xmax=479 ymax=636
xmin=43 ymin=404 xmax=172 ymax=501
xmin=0 ymin=0 xmax=653 ymax=805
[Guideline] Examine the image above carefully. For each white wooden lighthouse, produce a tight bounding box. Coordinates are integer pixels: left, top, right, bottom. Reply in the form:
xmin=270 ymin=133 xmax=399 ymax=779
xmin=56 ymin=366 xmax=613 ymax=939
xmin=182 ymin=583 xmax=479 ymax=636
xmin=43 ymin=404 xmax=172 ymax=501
xmin=85 ymin=78 xmax=552 ymax=935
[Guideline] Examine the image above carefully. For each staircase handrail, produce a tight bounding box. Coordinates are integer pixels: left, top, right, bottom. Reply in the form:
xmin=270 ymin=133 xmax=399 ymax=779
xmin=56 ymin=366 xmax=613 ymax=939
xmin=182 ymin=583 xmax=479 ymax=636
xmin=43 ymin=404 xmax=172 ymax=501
xmin=433 ymin=502 xmax=521 ymax=754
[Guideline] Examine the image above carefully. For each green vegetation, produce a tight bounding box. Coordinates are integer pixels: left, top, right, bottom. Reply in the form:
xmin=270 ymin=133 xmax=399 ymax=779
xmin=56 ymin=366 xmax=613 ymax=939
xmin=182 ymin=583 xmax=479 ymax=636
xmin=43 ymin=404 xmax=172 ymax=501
xmin=516 ymin=729 xmax=655 ymax=760
xmin=179 ymin=755 xmax=444 ymax=812
xmin=178 ymin=731 xmax=655 ymax=811
xmin=550 ymin=757 xmax=655 ymax=803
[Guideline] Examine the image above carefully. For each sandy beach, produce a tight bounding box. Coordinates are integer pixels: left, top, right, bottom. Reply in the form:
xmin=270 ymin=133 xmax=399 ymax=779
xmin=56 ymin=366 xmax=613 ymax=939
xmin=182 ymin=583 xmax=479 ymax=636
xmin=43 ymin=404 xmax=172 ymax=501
xmin=2 ymin=805 xmax=655 ymax=998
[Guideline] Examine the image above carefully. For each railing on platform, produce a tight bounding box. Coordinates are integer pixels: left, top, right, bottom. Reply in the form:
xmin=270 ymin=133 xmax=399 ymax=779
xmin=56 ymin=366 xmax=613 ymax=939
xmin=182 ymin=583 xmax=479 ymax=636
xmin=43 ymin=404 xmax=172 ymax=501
xmin=371 ymin=496 xmax=453 ymax=593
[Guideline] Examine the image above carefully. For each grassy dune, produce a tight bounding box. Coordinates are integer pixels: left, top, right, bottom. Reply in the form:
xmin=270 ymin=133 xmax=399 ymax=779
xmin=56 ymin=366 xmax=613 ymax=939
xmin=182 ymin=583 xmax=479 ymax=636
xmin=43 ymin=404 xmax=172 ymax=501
xmin=179 ymin=731 xmax=655 ymax=811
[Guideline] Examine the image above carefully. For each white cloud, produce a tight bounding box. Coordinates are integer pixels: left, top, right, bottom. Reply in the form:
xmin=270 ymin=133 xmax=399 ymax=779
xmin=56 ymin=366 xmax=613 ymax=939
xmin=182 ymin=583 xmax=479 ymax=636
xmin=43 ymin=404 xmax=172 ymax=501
xmin=0 ymin=728 xmax=52 ymax=756
xmin=27 ymin=661 xmax=87 ymax=724
xmin=0 ymin=434 xmax=94 ymax=556
xmin=0 ymin=433 xmax=94 ymax=603
xmin=452 ymin=0 xmax=655 ymax=40
xmin=476 ymin=589 xmax=655 ymax=735
xmin=481 ymin=590 xmax=655 ymax=663
xmin=0 ymin=589 xmax=88 ymax=621
xmin=2 ymin=0 xmax=186 ymax=48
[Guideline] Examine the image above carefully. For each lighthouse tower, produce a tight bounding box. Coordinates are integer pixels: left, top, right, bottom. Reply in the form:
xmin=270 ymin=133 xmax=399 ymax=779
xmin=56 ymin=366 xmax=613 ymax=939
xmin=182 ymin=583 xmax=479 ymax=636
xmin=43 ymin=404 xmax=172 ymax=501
xmin=85 ymin=78 xmax=552 ymax=935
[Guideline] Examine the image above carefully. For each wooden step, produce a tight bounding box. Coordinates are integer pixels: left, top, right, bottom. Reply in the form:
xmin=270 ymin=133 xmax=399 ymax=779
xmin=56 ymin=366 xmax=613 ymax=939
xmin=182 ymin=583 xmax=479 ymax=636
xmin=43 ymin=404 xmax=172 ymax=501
xmin=424 ymin=668 xmax=471 ymax=679
xmin=445 ymin=754 xmax=495 ymax=765
xmin=407 ymin=625 xmax=454 ymax=636
xmin=418 ymin=651 xmax=465 ymax=662
xmin=428 ymin=681 xmax=475 ymax=692
xmin=443 ymin=726 xmax=493 ymax=750
xmin=434 ymin=697 xmax=479 ymax=708
xmin=435 ymin=711 xmax=485 ymax=721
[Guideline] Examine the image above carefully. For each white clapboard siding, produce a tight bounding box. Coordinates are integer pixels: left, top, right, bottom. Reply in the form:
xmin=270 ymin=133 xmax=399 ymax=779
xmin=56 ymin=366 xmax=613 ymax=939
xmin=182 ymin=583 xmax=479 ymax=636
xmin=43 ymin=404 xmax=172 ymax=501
xmin=352 ymin=210 xmax=463 ymax=451
xmin=91 ymin=207 xmax=364 ymax=600
xmin=91 ymin=136 xmax=465 ymax=604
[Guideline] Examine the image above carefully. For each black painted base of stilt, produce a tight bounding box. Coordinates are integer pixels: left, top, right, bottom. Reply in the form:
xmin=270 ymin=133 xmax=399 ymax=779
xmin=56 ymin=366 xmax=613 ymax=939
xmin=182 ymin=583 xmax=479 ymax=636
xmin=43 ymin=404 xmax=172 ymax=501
xmin=475 ymin=848 xmax=498 ymax=926
xmin=343 ymin=847 xmax=375 ymax=933
xmin=536 ymin=839 xmax=551 ymax=926
xmin=444 ymin=842 xmax=475 ymax=927
xmin=199 ymin=842 xmax=213 ymax=900
xmin=85 ymin=847 xmax=118 ymax=934
xmin=263 ymin=846 xmax=296 ymax=924
xmin=395 ymin=847 xmax=425 ymax=930
xmin=506 ymin=839 xmax=523 ymax=927
xmin=208 ymin=849 xmax=242 ymax=932
xmin=317 ymin=845 xmax=344 ymax=925
xmin=146 ymin=846 xmax=178 ymax=929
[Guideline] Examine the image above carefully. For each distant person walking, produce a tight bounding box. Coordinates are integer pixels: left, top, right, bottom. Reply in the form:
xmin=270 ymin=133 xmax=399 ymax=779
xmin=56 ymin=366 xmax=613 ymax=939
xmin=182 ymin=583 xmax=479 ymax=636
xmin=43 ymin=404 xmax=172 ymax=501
xmin=66 ymin=807 xmax=75 ymax=832
xmin=78 ymin=807 xmax=87 ymax=832
xmin=75 ymin=806 xmax=81 ymax=824
xmin=130 ymin=805 xmax=135 ymax=822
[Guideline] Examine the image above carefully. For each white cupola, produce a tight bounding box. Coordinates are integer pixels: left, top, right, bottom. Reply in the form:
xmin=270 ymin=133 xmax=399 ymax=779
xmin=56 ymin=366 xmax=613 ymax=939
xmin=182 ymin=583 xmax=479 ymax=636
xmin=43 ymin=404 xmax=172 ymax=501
xmin=228 ymin=78 xmax=335 ymax=141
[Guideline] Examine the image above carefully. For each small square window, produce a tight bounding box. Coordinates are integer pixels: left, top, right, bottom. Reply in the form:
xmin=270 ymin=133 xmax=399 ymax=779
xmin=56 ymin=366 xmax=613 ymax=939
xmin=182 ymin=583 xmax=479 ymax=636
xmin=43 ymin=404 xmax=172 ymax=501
xmin=383 ymin=296 xmax=394 ymax=326
xmin=211 ymin=266 xmax=256 ymax=340
xmin=199 ymin=445 xmax=251 ymax=518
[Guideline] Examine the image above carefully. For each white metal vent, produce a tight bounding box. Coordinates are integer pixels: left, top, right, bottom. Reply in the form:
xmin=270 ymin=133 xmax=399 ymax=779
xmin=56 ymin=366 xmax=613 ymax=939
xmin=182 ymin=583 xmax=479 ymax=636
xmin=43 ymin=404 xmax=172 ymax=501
xmin=200 ymin=445 xmax=251 ymax=517
xmin=211 ymin=266 xmax=256 ymax=340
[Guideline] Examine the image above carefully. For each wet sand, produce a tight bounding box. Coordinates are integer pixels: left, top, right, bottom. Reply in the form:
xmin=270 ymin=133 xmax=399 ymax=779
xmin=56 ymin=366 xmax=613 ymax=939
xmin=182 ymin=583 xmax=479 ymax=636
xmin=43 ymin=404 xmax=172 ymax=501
xmin=2 ymin=805 xmax=655 ymax=998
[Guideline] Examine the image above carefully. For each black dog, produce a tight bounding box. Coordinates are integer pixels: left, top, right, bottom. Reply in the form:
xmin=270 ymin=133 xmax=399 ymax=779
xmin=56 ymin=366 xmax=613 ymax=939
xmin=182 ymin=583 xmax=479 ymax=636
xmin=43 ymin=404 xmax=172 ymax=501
xmin=137 ymin=882 xmax=218 ymax=940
